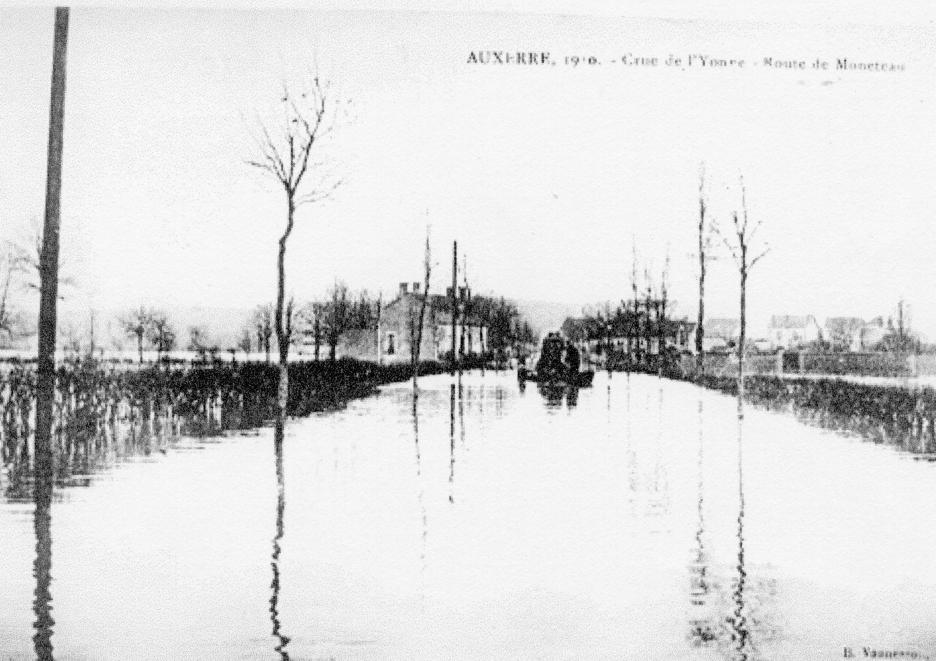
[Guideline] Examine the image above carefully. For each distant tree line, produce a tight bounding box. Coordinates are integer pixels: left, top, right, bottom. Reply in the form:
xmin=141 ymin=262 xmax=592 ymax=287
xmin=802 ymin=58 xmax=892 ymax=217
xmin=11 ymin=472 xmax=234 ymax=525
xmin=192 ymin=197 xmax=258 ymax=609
xmin=560 ymin=251 xmax=676 ymax=373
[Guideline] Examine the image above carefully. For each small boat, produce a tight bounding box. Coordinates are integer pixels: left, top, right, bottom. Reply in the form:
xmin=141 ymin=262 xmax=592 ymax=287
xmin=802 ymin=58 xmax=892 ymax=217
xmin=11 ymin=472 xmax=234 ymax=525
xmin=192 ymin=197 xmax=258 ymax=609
xmin=518 ymin=366 xmax=594 ymax=388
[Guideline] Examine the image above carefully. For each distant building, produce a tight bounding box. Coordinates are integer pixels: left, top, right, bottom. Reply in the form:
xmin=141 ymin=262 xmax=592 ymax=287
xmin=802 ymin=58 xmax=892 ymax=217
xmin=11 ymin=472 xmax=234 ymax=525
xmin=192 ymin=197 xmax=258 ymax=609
xmin=824 ymin=317 xmax=865 ymax=352
xmin=378 ymin=282 xmax=488 ymax=364
xmin=858 ymin=317 xmax=888 ymax=351
xmin=672 ymin=319 xmax=696 ymax=352
xmin=768 ymin=315 xmax=821 ymax=350
xmin=702 ymin=318 xmax=740 ymax=352
xmin=586 ymin=316 xmax=695 ymax=357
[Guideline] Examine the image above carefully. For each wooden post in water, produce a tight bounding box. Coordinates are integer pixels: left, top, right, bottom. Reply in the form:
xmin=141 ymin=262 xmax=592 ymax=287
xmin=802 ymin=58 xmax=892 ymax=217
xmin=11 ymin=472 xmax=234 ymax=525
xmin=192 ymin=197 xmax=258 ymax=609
xmin=36 ymin=7 xmax=69 ymax=475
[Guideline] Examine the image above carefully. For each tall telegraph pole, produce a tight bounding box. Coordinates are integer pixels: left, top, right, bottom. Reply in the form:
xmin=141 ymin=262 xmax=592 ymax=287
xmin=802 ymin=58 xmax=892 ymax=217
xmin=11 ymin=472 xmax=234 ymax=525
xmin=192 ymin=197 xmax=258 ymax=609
xmin=36 ymin=7 xmax=70 ymax=471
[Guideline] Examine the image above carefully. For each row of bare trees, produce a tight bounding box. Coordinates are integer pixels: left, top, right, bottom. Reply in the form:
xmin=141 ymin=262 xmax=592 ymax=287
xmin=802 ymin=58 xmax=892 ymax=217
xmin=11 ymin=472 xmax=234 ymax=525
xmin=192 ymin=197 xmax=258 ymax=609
xmin=696 ymin=167 xmax=769 ymax=395
xmin=561 ymin=250 xmax=674 ymax=372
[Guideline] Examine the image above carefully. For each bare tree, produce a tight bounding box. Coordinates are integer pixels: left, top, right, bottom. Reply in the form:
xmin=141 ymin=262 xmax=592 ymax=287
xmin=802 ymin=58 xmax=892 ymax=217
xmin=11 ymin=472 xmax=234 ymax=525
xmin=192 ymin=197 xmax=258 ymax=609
xmin=59 ymin=323 xmax=82 ymax=357
xmin=324 ymin=281 xmax=350 ymax=361
xmin=630 ymin=241 xmax=641 ymax=367
xmin=410 ymin=228 xmax=432 ymax=393
xmin=252 ymin=304 xmax=274 ymax=362
xmin=658 ymin=251 xmax=671 ymax=374
xmin=146 ymin=311 xmax=176 ymax=362
xmin=695 ymin=165 xmax=713 ymax=375
xmin=17 ymin=215 xmax=76 ymax=294
xmin=0 ymin=243 xmax=29 ymax=345
xmin=120 ymin=306 xmax=152 ymax=364
xmin=247 ymin=76 xmax=342 ymax=414
xmin=643 ymin=267 xmax=654 ymax=367
xmin=236 ymin=326 xmax=252 ymax=355
xmin=714 ymin=176 xmax=769 ymax=401
xmin=188 ymin=325 xmax=210 ymax=353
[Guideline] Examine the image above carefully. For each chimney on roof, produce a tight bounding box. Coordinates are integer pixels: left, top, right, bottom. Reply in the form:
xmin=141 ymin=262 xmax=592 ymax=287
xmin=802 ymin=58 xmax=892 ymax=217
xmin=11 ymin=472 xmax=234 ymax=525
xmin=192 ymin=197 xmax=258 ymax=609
xmin=458 ymin=286 xmax=467 ymax=300
xmin=413 ymin=282 xmax=421 ymax=294
xmin=399 ymin=282 xmax=408 ymax=295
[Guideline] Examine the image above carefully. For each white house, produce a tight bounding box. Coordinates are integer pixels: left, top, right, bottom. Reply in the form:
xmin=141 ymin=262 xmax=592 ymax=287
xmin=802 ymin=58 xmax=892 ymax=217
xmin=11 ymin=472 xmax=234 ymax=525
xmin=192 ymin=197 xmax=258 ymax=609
xmin=768 ymin=315 xmax=821 ymax=350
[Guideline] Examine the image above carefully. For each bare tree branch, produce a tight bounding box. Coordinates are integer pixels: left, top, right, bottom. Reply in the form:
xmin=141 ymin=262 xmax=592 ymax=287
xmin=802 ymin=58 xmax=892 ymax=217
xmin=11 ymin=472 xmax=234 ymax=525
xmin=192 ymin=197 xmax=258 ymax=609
xmin=246 ymin=74 xmax=345 ymax=414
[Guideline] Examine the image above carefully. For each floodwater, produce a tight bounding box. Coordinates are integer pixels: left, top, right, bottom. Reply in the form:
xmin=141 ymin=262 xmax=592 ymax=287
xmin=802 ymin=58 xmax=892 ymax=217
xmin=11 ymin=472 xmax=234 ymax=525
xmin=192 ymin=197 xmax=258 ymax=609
xmin=3 ymin=371 xmax=936 ymax=660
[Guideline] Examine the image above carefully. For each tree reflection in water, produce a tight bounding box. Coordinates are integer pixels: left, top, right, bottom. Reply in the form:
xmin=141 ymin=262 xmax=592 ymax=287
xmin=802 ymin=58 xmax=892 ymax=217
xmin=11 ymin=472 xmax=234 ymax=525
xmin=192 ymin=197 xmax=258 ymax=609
xmin=269 ymin=417 xmax=290 ymax=660
xmin=688 ymin=398 xmax=715 ymax=648
xmin=33 ymin=457 xmax=54 ymax=661
xmin=727 ymin=396 xmax=750 ymax=661
xmin=687 ymin=395 xmax=782 ymax=660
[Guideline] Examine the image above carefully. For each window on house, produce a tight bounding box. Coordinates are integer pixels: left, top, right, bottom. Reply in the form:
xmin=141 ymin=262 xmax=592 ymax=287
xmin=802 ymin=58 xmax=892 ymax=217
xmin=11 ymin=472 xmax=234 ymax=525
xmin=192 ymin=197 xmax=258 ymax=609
xmin=387 ymin=333 xmax=395 ymax=355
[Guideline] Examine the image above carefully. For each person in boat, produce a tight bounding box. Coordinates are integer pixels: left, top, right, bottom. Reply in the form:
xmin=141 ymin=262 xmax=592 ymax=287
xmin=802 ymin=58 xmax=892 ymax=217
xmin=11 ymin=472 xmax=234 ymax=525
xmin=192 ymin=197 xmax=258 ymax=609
xmin=535 ymin=332 xmax=566 ymax=379
xmin=564 ymin=341 xmax=580 ymax=377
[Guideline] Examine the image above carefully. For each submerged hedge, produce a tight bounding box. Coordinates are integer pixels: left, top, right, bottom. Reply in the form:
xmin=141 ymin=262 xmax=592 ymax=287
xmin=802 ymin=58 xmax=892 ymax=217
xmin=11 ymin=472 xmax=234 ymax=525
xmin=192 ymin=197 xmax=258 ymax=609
xmin=693 ymin=373 xmax=936 ymax=452
xmin=0 ymin=358 xmax=445 ymax=484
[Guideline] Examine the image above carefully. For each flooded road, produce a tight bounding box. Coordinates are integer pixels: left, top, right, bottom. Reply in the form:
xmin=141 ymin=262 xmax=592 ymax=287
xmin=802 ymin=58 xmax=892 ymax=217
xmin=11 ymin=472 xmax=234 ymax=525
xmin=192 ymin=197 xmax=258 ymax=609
xmin=3 ymin=370 xmax=936 ymax=659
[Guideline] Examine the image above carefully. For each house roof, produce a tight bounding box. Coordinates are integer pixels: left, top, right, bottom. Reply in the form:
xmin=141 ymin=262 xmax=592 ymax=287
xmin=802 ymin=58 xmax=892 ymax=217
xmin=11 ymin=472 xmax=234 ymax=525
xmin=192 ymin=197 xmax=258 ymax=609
xmin=825 ymin=317 xmax=865 ymax=333
xmin=703 ymin=318 xmax=739 ymax=337
xmin=384 ymin=292 xmax=487 ymax=325
xmin=769 ymin=315 xmax=816 ymax=329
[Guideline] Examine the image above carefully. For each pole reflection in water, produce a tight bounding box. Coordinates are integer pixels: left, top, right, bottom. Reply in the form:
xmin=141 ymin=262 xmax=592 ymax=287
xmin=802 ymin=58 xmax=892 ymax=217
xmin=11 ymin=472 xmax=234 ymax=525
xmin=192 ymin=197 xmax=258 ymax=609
xmin=458 ymin=376 xmax=465 ymax=449
xmin=449 ymin=383 xmax=455 ymax=504
xmin=269 ymin=418 xmax=291 ymax=660
xmin=625 ymin=375 xmax=637 ymax=514
xmin=33 ymin=458 xmax=54 ymax=661
xmin=728 ymin=395 xmax=750 ymax=661
xmin=411 ymin=397 xmax=428 ymax=582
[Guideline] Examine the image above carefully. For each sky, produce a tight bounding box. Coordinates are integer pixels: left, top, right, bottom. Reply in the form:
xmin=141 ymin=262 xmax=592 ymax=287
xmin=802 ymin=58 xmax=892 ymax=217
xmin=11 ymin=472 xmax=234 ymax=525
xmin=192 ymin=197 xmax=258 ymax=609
xmin=1 ymin=5 xmax=935 ymax=338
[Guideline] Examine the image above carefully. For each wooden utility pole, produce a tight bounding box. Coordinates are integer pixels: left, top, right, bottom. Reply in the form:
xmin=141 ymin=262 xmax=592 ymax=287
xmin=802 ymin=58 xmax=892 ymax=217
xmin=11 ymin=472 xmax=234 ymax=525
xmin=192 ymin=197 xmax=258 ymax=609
xmin=36 ymin=6 xmax=70 ymax=473
xmin=450 ymin=240 xmax=457 ymax=374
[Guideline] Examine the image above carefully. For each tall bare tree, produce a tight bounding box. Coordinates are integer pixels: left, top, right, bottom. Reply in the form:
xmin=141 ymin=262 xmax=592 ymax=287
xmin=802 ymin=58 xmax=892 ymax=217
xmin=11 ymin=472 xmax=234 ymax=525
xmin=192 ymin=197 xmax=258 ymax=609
xmin=658 ymin=251 xmax=671 ymax=374
xmin=187 ymin=325 xmax=210 ymax=353
xmin=695 ymin=165 xmax=713 ymax=374
xmin=324 ymin=281 xmax=350 ymax=361
xmin=630 ymin=241 xmax=640 ymax=367
xmin=715 ymin=176 xmax=769 ymax=401
xmin=410 ymin=228 xmax=432 ymax=393
xmin=120 ymin=306 xmax=152 ymax=364
xmin=252 ymin=304 xmax=274 ymax=362
xmin=247 ymin=77 xmax=341 ymax=414
xmin=236 ymin=327 xmax=252 ymax=355
xmin=146 ymin=311 xmax=176 ymax=362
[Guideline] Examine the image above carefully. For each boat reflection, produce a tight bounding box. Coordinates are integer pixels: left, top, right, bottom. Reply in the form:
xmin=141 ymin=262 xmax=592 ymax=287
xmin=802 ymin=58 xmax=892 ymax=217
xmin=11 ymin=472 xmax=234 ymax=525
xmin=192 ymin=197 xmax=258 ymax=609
xmin=536 ymin=383 xmax=579 ymax=410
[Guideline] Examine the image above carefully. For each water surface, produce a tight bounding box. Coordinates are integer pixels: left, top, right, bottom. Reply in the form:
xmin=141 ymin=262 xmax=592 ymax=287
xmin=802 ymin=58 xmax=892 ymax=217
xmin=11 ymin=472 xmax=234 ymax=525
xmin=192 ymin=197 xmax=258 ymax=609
xmin=2 ymin=371 xmax=936 ymax=659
